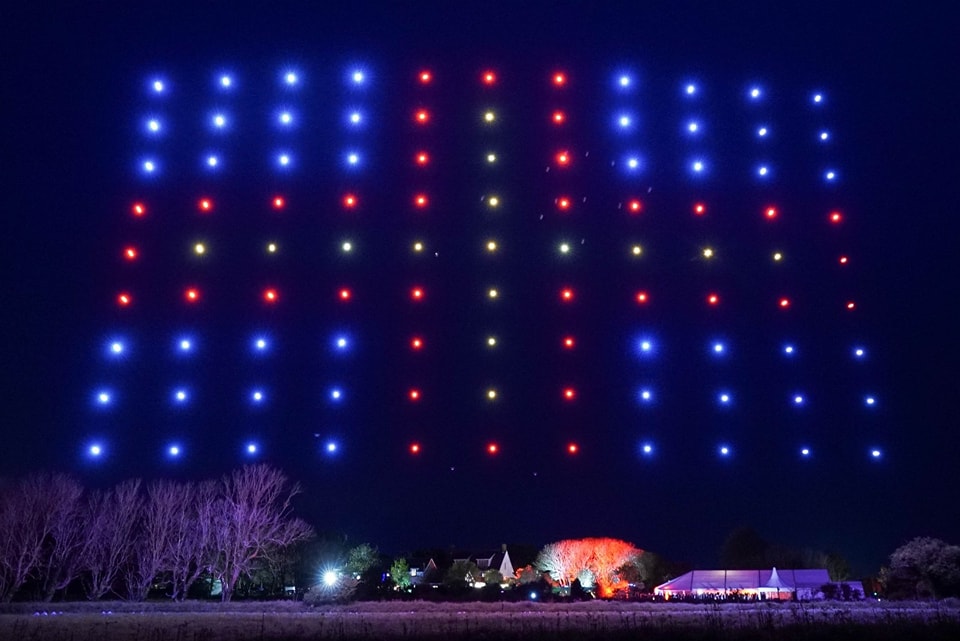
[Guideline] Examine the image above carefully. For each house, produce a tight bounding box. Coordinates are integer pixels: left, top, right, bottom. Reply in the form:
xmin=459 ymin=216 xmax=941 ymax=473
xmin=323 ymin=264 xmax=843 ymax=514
xmin=654 ymin=567 xmax=856 ymax=600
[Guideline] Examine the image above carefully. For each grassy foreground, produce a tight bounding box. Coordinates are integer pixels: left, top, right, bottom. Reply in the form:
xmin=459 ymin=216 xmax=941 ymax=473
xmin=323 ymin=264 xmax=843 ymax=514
xmin=1 ymin=600 xmax=959 ymax=640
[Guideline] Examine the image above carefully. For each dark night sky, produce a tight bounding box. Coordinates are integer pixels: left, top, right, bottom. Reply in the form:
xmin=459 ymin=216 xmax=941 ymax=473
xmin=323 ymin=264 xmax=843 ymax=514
xmin=2 ymin=2 xmax=957 ymax=577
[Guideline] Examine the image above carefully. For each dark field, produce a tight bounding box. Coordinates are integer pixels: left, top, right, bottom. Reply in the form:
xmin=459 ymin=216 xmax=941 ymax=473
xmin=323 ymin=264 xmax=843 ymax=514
xmin=2 ymin=600 xmax=960 ymax=640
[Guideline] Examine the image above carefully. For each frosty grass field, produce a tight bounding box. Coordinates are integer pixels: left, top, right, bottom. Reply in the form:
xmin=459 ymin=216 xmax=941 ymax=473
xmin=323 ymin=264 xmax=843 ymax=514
xmin=2 ymin=599 xmax=959 ymax=641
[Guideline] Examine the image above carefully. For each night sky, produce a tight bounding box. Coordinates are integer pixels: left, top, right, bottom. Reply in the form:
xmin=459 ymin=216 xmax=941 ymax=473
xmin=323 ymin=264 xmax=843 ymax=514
xmin=2 ymin=2 xmax=957 ymax=577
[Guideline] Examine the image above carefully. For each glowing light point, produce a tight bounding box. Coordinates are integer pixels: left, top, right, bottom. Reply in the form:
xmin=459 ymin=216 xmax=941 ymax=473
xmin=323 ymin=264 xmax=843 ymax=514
xmin=487 ymin=195 xmax=499 ymax=208
xmin=712 ymin=342 xmax=725 ymax=354
xmin=567 ymin=443 xmax=578 ymax=455
xmin=147 ymin=118 xmax=160 ymax=133
xmin=773 ymin=252 xmax=784 ymax=262
xmin=184 ymin=288 xmax=200 ymax=303
xmin=410 ymin=336 xmax=423 ymax=350
xmin=846 ymin=301 xmax=856 ymax=311
xmin=779 ymin=297 xmax=791 ymax=309
xmin=719 ymin=393 xmax=731 ymax=405
xmin=693 ymin=203 xmax=706 ymax=216
xmin=639 ymin=388 xmax=653 ymax=402
xmin=219 ymin=74 xmax=232 ymax=88
xmin=793 ymin=395 xmax=805 ymax=405
xmin=284 ymin=72 xmax=298 ymax=85
xmin=758 ymin=126 xmax=768 ymax=137
xmin=641 ymin=443 xmax=654 ymax=456
xmin=801 ymin=448 xmax=811 ymax=457
xmin=813 ymin=93 xmax=823 ymax=103
xmin=618 ymin=115 xmax=632 ymax=128
xmin=117 ymin=292 xmax=132 ymax=307
xmin=559 ymin=242 xmax=571 ymax=254
xmin=556 ymin=151 xmax=570 ymax=166
xmin=685 ymin=83 xmax=696 ymax=95
xmin=631 ymin=245 xmax=643 ymax=256
xmin=482 ymin=70 xmax=496 ymax=85
xmin=351 ymin=70 xmax=365 ymax=85
xmin=830 ymin=211 xmax=843 ymax=224
xmin=707 ymin=293 xmax=720 ymax=306
xmin=409 ymin=442 xmax=421 ymax=454
xmin=627 ymin=157 xmax=640 ymax=170
xmin=635 ymin=291 xmax=649 ymax=305
xmin=132 ymin=202 xmax=146 ymax=217
xmin=123 ymin=246 xmax=138 ymax=261
xmin=346 ymin=152 xmax=359 ymax=166
xmin=414 ymin=194 xmax=428 ymax=208
xmin=552 ymin=110 xmax=566 ymax=124
xmin=263 ymin=288 xmax=278 ymax=303
xmin=206 ymin=155 xmax=219 ymax=168
xmin=692 ymin=160 xmax=704 ymax=173
xmin=749 ymin=87 xmax=761 ymax=99
xmin=342 ymin=193 xmax=357 ymax=209
xmin=329 ymin=388 xmax=343 ymax=401
xmin=487 ymin=288 xmax=499 ymax=299
xmin=152 ymin=80 xmax=164 ymax=93
xmin=412 ymin=241 xmax=424 ymax=253
xmin=486 ymin=152 xmax=497 ymax=164
xmin=719 ymin=446 xmax=731 ymax=456
xmin=415 ymin=151 xmax=429 ymax=166
xmin=562 ymin=336 xmax=575 ymax=349
xmin=486 ymin=240 xmax=498 ymax=253
xmin=142 ymin=160 xmax=156 ymax=173
xmin=487 ymin=442 xmax=499 ymax=455
xmin=486 ymin=389 xmax=497 ymax=400
xmin=865 ymin=396 xmax=877 ymax=406
xmin=410 ymin=287 xmax=424 ymax=301
xmin=97 ymin=391 xmax=111 ymax=405
xmin=326 ymin=441 xmax=338 ymax=453
xmin=341 ymin=241 xmax=353 ymax=253
xmin=348 ymin=111 xmax=361 ymax=125
xmin=408 ymin=389 xmax=421 ymax=402
xmin=854 ymin=347 xmax=866 ymax=359
xmin=173 ymin=389 xmax=188 ymax=403
xmin=486 ymin=336 xmax=497 ymax=348
xmin=687 ymin=121 xmax=699 ymax=133
xmin=628 ymin=199 xmax=642 ymax=213
xmin=553 ymin=72 xmax=566 ymax=86
xmin=254 ymin=337 xmax=268 ymax=352
xmin=483 ymin=110 xmax=496 ymax=123
xmin=89 ymin=444 xmax=103 ymax=457
xmin=178 ymin=339 xmax=192 ymax=352
xmin=278 ymin=153 xmax=290 ymax=167
xmin=334 ymin=336 xmax=348 ymax=350
xmin=562 ymin=387 xmax=576 ymax=401
xmin=757 ymin=165 xmax=769 ymax=177
xmin=820 ymin=131 xmax=830 ymax=141
xmin=702 ymin=247 xmax=714 ymax=259
xmin=765 ymin=206 xmax=778 ymax=219
xmin=618 ymin=75 xmax=631 ymax=87
xmin=825 ymin=170 xmax=837 ymax=181
xmin=246 ymin=443 xmax=258 ymax=455
xmin=193 ymin=242 xmax=206 ymax=256
xmin=560 ymin=288 xmax=574 ymax=302
xmin=109 ymin=341 xmax=124 ymax=355
xmin=279 ymin=111 xmax=292 ymax=125
xmin=419 ymin=70 xmax=432 ymax=83
xmin=783 ymin=344 xmax=795 ymax=355
xmin=338 ymin=288 xmax=352 ymax=301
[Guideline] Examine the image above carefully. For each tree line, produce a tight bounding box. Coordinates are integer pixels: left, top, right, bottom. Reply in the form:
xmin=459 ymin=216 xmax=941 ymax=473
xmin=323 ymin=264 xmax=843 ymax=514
xmin=0 ymin=465 xmax=312 ymax=603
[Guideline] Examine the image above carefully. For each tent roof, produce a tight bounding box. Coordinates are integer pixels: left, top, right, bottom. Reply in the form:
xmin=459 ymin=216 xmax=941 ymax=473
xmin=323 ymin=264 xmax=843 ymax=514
xmin=655 ymin=568 xmax=831 ymax=593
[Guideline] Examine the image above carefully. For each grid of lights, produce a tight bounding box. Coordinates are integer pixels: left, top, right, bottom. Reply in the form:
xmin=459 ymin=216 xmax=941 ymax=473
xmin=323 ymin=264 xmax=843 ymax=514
xmin=94 ymin=64 xmax=878 ymax=466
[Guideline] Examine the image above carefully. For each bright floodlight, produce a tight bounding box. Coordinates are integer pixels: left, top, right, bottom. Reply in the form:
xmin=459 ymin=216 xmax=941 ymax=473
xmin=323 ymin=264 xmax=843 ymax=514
xmin=783 ymin=344 xmax=795 ymax=355
xmin=854 ymin=347 xmax=866 ymax=359
xmin=96 ymin=391 xmax=111 ymax=405
xmin=109 ymin=340 xmax=124 ymax=355
xmin=279 ymin=111 xmax=293 ymax=125
xmin=142 ymin=159 xmax=156 ymax=173
xmin=329 ymin=387 xmax=343 ymax=401
xmin=486 ymin=152 xmax=497 ymax=164
xmin=813 ymin=93 xmax=823 ymax=103
xmin=178 ymin=338 xmax=193 ymax=353
xmin=346 ymin=151 xmax=360 ymax=166
xmin=638 ymin=388 xmax=653 ymax=403
xmin=348 ymin=110 xmax=362 ymax=125
xmin=718 ymin=392 xmax=731 ymax=405
xmin=325 ymin=441 xmax=338 ymax=453
xmin=641 ymin=442 xmax=654 ymax=455
xmin=277 ymin=153 xmax=290 ymax=167
xmin=173 ymin=388 xmax=188 ymax=403
xmin=626 ymin=156 xmax=640 ymax=170
xmin=800 ymin=447 xmax=811 ymax=457
xmin=253 ymin=336 xmax=269 ymax=352
xmin=757 ymin=165 xmax=769 ymax=177
xmin=618 ymin=74 xmax=631 ymax=87
xmin=334 ymin=335 xmax=349 ymax=351
xmin=618 ymin=114 xmax=631 ymax=128
xmin=712 ymin=342 xmax=725 ymax=354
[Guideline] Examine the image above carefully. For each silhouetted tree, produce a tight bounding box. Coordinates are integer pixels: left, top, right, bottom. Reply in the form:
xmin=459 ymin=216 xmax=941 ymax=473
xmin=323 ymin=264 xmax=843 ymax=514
xmin=886 ymin=537 xmax=960 ymax=599
xmin=81 ymin=479 xmax=142 ymax=600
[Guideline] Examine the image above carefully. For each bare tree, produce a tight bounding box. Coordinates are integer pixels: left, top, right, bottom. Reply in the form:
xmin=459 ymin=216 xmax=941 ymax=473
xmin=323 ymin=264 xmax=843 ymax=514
xmin=165 ymin=480 xmax=218 ymax=601
xmin=536 ymin=537 xmax=641 ymax=595
xmin=209 ymin=465 xmax=314 ymax=602
xmin=80 ymin=479 xmax=142 ymax=600
xmin=34 ymin=475 xmax=87 ymax=601
xmin=123 ymin=480 xmax=181 ymax=601
xmin=0 ymin=474 xmax=85 ymax=602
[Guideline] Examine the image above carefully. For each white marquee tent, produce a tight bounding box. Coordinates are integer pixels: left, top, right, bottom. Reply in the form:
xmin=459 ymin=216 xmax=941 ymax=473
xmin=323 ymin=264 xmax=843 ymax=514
xmin=654 ymin=568 xmax=842 ymax=600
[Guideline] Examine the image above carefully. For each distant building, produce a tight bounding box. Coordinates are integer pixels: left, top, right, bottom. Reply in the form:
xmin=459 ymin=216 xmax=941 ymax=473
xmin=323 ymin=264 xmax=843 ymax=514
xmin=654 ymin=568 xmax=863 ymax=600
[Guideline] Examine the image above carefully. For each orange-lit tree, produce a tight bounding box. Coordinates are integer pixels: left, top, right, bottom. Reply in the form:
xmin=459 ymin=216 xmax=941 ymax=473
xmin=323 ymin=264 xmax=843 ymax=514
xmin=535 ymin=537 xmax=642 ymax=596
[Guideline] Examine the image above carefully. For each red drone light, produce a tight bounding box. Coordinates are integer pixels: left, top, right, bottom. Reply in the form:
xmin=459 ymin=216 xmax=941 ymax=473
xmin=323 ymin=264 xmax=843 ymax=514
xmin=562 ymin=336 xmax=575 ymax=349
xmin=557 ymin=197 xmax=571 ymax=211
xmin=487 ymin=442 xmax=499 ymax=454
xmin=563 ymin=387 xmax=577 ymax=401
xmin=409 ymin=442 xmax=421 ymax=454
xmin=342 ymin=193 xmax=357 ymax=209
xmin=560 ymin=288 xmax=574 ymax=302
xmin=408 ymin=389 xmax=421 ymax=402
xmin=117 ymin=292 xmax=132 ymax=307
xmin=693 ymin=202 xmax=706 ymax=216
xmin=567 ymin=442 xmax=579 ymax=454
xmin=198 ymin=198 xmax=213 ymax=212
xmin=555 ymin=150 xmax=570 ymax=166
xmin=272 ymin=196 xmax=285 ymax=210
xmin=131 ymin=202 xmax=146 ymax=217
xmin=415 ymin=109 xmax=430 ymax=124
xmin=418 ymin=70 xmax=432 ymax=84
xmin=184 ymin=288 xmax=200 ymax=303
xmin=635 ymin=291 xmax=649 ymax=305
xmin=123 ymin=246 xmax=137 ymax=261
xmin=707 ymin=293 xmax=720 ymax=306
xmin=482 ymin=70 xmax=496 ymax=85
xmin=628 ymin=199 xmax=642 ymax=214
xmin=410 ymin=287 xmax=424 ymax=301
xmin=410 ymin=337 xmax=424 ymax=350
xmin=414 ymin=194 xmax=428 ymax=208
xmin=415 ymin=151 xmax=429 ymax=166
xmin=765 ymin=206 xmax=778 ymax=219
xmin=839 ymin=255 xmax=849 ymax=265
xmin=338 ymin=288 xmax=352 ymax=301
xmin=830 ymin=211 xmax=843 ymax=224
xmin=779 ymin=297 xmax=791 ymax=308
xmin=553 ymin=72 xmax=567 ymax=86
xmin=846 ymin=301 xmax=856 ymax=310
xmin=263 ymin=288 xmax=278 ymax=303
xmin=552 ymin=110 xmax=566 ymax=124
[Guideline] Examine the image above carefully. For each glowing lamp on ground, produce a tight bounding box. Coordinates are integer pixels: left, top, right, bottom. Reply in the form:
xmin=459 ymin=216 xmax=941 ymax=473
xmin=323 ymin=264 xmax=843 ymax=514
xmin=262 ymin=288 xmax=278 ymax=303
